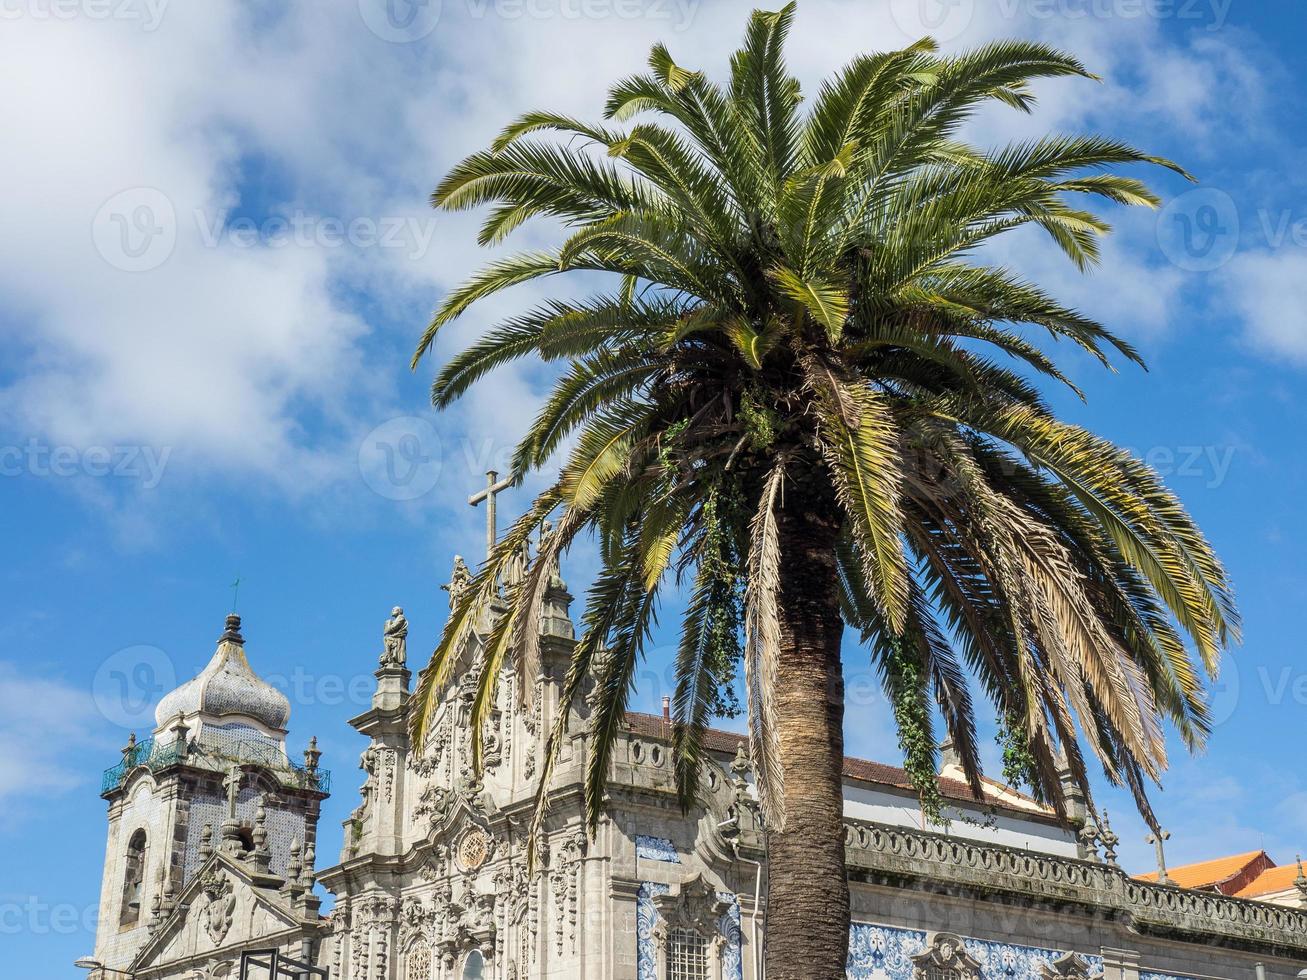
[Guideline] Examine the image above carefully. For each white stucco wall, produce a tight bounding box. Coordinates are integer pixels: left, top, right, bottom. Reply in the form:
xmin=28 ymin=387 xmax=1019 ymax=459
xmin=841 ymin=782 xmax=1079 ymax=857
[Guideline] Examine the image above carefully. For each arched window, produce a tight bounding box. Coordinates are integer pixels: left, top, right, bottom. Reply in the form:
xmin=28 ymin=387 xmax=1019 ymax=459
xmin=406 ymin=941 xmax=431 ymax=980
xmin=119 ymin=829 xmax=148 ymax=928
xmin=667 ymin=926 xmax=709 ymax=980
xmin=461 ymin=950 xmax=484 ymax=979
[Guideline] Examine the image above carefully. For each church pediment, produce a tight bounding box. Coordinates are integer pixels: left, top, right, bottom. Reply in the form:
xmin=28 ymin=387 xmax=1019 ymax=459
xmin=130 ymin=854 xmax=307 ymax=974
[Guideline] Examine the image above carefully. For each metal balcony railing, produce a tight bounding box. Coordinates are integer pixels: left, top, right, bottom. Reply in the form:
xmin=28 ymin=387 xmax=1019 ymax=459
xmin=101 ymin=735 xmax=330 ymax=796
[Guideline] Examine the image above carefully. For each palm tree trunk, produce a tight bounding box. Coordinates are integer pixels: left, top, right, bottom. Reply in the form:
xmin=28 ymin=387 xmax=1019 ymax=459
xmin=764 ymin=477 xmax=849 ymax=980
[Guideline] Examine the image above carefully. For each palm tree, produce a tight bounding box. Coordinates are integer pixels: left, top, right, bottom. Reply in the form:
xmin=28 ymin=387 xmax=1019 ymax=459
xmin=409 ymin=6 xmax=1238 ymax=977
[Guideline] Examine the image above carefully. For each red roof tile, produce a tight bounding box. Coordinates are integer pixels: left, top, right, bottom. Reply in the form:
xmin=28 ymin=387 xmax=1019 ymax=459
xmin=1236 ymin=863 xmax=1305 ymax=899
xmin=1136 ymin=850 xmax=1270 ymax=892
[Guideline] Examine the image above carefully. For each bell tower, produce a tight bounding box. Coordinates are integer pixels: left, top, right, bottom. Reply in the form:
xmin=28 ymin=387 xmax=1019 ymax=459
xmin=91 ymin=614 xmax=330 ymax=975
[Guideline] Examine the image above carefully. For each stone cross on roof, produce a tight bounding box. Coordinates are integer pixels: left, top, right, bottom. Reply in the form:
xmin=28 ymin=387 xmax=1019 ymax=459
xmin=1146 ymin=828 xmax=1172 ymax=885
xmin=223 ymin=765 xmax=242 ymax=820
xmin=468 ymin=469 xmax=514 ymax=561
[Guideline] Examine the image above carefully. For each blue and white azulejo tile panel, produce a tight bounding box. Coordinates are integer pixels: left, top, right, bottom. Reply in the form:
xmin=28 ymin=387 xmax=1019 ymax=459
xmin=846 ymin=921 xmax=1105 ymax=980
xmin=636 ymin=882 xmax=671 ymax=980
xmin=965 ymin=936 xmax=1103 ymax=980
xmin=636 ymin=835 xmax=680 ymax=863
xmin=636 ymin=882 xmax=744 ymax=980
xmin=718 ymin=892 xmax=744 ymax=980
xmin=847 ymin=923 xmax=928 ymax=978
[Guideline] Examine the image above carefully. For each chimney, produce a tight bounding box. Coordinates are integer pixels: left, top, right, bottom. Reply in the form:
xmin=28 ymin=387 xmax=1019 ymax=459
xmin=661 ymin=696 xmax=671 ymax=723
xmin=939 ymin=737 xmax=961 ymax=771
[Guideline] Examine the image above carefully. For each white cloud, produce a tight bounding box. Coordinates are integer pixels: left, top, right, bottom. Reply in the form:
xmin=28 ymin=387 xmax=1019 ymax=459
xmin=0 ymin=0 xmax=1285 ymax=515
xmin=1220 ymin=250 xmax=1307 ymax=364
xmin=0 ymin=663 xmax=109 ymax=816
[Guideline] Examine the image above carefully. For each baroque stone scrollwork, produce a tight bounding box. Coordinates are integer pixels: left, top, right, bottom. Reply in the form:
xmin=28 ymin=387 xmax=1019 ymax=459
xmin=414 ymin=785 xmax=453 ymax=830
xmin=187 ymin=961 xmax=233 ymax=980
xmin=400 ymin=894 xmax=437 ymax=946
xmin=365 ymin=895 xmax=398 ymax=980
xmin=492 ymin=857 xmax=539 ymax=972
xmin=1039 ymin=952 xmax=1095 ymax=980
xmin=650 ymin=873 xmax=730 ymax=941
xmin=330 ymin=904 xmax=350 ymax=979
xmin=549 ymin=831 xmax=587 ymax=954
xmin=434 ymin=887 xmax=498 ymax=967
xmin=380 ymin=748 xmax=397 ymax=804
xmin=910 ymin=933 xmax=983 ymax=980
xmin=482 ymin=715 xmax=503 ymax=773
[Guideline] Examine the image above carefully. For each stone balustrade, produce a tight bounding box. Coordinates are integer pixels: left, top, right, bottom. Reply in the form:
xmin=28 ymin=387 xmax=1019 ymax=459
xmin=841 ymin=819 xmax=1307 ymax=953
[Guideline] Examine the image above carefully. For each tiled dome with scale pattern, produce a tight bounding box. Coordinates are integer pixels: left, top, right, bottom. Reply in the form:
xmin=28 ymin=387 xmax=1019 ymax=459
xmin=154 ymin=614 xmax=291 ymax=732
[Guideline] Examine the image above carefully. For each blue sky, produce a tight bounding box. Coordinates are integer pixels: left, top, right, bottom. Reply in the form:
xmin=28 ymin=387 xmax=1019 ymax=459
xmin=2 ymin=0 xmax=1306 ymax=973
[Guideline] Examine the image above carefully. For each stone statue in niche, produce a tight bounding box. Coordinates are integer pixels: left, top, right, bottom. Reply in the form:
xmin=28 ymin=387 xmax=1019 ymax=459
xmin=443 ymin=555 xmax=472 ymax=607
xmin=381 ymin=606 xmax=408 ymax=668
xmin=352 ymin=744 xmax=377 ymax=824
xmin=506 ymin=538 xmax=530 ymax=589
xmin=540 ymin=519 xmax=565 ymax=589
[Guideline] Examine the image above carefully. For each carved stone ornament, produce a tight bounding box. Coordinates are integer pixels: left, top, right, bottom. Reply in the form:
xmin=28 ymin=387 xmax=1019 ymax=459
xmin=650 ymin=872 xmax=730 ymax=940
xmin=190 ymin=961 xmax=234 ymax=980
xmin=198 ymin=871 xmax=237 ymax=946
xmin=455 ymin=827 xmax=493 ymax=873
xmin=1038 ymin=952 xmax=1094 ymax=980
xmin=910 ymin=933 xmax=983 ymax=980
xmin=414 ymin=784 xmax=453 ymax=830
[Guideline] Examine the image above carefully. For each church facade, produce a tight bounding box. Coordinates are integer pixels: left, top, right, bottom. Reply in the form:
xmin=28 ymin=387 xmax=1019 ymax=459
xmin=89 ymin=555 xmax=1307 ymax=980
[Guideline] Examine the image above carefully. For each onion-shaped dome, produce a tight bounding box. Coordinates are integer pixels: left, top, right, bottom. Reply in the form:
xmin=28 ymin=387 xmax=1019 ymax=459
xmin=154 ymin=614 xmax=291 ymax=732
